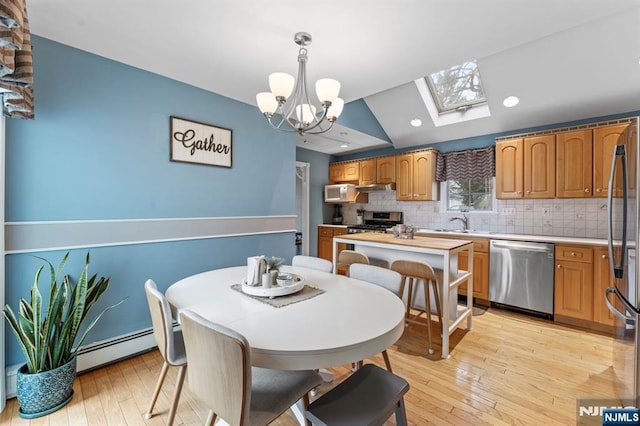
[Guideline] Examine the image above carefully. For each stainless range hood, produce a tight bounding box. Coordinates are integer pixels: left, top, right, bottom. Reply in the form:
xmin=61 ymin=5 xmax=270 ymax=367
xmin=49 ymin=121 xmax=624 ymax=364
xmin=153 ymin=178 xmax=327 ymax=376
xmin=355 ymin=183 xmax=396 ymax=192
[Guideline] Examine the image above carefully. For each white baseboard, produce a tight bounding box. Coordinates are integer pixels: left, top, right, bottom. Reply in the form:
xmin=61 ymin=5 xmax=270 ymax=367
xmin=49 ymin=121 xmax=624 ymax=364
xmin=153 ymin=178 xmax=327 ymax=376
xmin=5 ymin=326 xmax=159 ymax=398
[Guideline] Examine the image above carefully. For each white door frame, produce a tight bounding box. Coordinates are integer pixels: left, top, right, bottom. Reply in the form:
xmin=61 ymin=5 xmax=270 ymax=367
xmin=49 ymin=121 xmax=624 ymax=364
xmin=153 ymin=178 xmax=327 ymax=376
xmin=296 ymin=161 xmax=310 ymax=255
xmin=1 ymin=117 xmax=6 ymax=412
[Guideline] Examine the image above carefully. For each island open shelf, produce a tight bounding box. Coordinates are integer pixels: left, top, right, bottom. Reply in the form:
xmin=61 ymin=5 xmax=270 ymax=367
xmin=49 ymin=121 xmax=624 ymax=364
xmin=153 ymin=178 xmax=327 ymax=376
xmin=333 ymin=232 xmax=473 ymax=359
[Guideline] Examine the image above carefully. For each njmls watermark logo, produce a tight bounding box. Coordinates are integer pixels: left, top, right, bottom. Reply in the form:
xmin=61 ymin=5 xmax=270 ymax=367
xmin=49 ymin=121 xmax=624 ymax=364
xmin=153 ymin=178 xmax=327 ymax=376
xmin=577 ymin=398 xmax=640 ymax=426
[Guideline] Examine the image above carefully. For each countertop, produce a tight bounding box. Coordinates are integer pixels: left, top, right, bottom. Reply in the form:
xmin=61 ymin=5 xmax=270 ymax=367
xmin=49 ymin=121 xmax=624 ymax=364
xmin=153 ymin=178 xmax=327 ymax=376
xmin=414 ymin=229 xmax=608 ymax=247
xmin=319 ymin=223 xmax=609 ymax=247
xmin=334 ymin=232 xmax=473 ymax=251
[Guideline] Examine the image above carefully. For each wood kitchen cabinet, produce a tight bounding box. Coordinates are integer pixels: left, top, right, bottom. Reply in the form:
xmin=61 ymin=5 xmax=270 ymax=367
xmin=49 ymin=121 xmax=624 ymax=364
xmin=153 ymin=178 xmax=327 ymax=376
xmin=593 ymin=247 xmax=619 ymax=326
xmin=456 ymin=238 xmax=490 ymax=304
xmin=556 ymin=129 xmax=593 ymax=198
xmin=593 ymin=124 xmax=630 ymax=198
xmin=359 ymin=159 xmax=376 ymax=185
xmin=317 ymin=226 xmax=348 ymax=274
xmin=329 ymin=161 xmax=359 ymax=183
xmin=496 ymin=135 xmax=555 ymax=199
xmin=395 ymin=150 xmax=439 ymax=201
xmin=376 ymin=156 xmax=396 ymax=184
xmin=554 ymin=245 xmax=594 ymax=322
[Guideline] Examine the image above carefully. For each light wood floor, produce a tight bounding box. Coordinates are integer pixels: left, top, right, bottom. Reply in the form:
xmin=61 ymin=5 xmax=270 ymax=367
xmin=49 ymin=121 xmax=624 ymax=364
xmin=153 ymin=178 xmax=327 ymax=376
xmin=0 ymin=307 xmax=630 ymax=425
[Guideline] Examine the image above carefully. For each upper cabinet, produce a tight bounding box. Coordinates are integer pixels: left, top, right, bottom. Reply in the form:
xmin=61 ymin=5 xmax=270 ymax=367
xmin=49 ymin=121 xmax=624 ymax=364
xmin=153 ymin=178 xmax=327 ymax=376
xmin=496 ymin=135 xmax=555 ymax=199
xmin=359 ymin=159 xmax=376 ymax=186
xmin=396 ymin=150 xmax=439 ymax=201
xmin=556 ymin=130 xmax=593 ymax=198
xmin=593 ymin=124 xmax=631 ymax=198
xmin=497 ymin=118 xmax=638 ymax=200
xmin=376 ymin=156 xmax=396 ymax=184
xmin=329 ymin=161 xmax=359 ymax=183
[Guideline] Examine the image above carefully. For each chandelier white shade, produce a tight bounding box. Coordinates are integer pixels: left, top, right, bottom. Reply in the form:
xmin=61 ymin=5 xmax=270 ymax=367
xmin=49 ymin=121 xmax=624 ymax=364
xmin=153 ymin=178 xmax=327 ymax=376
xmin=256 ymin=32 xmax=343 ymax=135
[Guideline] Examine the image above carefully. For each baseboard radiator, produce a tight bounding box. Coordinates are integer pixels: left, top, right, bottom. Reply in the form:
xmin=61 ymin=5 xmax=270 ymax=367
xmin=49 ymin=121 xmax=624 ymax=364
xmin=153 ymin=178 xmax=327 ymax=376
xmin=5 ymin=326 xmax=164 ymax=398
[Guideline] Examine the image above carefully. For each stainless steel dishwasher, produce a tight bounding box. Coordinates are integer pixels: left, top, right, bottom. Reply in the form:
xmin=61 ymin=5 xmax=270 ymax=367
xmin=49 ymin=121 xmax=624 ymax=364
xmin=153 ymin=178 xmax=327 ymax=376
xmin=489 ymin=240 xmax=555 ymax=317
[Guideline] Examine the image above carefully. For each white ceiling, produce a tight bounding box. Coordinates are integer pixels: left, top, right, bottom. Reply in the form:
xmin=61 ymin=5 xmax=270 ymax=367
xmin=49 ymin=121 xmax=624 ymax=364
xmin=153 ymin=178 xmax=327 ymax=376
xmin=27 ymin=0 xmax=640 ymax=154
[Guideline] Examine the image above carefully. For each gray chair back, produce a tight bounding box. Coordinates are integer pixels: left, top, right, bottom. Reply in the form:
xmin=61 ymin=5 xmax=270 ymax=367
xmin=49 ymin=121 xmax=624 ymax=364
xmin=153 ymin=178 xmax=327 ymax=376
xmin=145 ymin=279 xmax=180 ymax=364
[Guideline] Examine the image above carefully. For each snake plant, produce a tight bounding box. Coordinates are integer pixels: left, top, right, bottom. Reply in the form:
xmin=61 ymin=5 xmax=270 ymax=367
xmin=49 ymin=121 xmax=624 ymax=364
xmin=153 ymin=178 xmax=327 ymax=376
xmin=3 ymin=252 xmax=125 ymax=374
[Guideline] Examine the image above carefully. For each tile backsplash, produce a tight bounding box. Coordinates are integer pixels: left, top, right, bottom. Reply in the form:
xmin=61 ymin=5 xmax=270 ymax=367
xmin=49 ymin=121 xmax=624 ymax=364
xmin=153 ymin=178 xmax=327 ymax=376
xmin=341 ymin=192 xmax=616 ymax=239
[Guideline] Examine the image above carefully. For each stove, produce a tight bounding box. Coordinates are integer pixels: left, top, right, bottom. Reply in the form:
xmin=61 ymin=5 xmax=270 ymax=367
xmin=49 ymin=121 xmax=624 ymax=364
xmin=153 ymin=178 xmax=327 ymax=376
xmin=347 ymin=211 xmax=403 ymax=234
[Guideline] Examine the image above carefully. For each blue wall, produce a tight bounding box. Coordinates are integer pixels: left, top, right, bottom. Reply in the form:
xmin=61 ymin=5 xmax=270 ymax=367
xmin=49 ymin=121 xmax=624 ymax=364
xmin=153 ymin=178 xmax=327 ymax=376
xmin=4 ymin=37 xmax=298 ymax=366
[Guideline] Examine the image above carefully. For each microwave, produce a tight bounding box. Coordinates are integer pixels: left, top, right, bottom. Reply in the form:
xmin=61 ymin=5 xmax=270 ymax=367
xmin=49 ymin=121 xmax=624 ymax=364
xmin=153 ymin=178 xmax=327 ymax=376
xmin=324 ymin=184 xmax=357 ymax=203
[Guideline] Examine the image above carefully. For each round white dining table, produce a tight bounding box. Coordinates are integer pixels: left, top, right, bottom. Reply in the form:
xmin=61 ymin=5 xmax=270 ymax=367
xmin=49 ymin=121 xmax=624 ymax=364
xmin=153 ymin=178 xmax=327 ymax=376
xmin=165 ymin=265 xmax=406 ymax=370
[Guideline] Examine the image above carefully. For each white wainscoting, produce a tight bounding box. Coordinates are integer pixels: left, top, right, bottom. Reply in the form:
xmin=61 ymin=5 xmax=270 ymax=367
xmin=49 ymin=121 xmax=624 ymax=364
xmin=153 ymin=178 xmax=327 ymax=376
xmin=5 ymin=215 xmax=297 ymax=253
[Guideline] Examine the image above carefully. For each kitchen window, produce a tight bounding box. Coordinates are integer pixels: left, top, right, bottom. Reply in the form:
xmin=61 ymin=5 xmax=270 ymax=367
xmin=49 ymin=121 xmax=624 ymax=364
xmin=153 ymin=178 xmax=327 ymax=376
xmin=435 ymin=146 xmax=495 ymax=212
xmin=425 ymin=60 xmax=487 ymax=114
xmin=445 ymin=177 xmax=494 ymax=212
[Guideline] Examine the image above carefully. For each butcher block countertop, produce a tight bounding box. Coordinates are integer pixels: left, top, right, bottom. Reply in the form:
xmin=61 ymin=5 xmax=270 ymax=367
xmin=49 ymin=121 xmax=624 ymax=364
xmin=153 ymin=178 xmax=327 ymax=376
xmin=333 ymin=232 xmax=473 ymax=252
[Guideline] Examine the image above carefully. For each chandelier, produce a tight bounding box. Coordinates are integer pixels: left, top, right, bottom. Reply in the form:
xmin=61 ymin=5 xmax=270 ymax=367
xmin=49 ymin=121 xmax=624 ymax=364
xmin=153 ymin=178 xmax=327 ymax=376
xmin=256 ymin=32 xmax=344 ymax=135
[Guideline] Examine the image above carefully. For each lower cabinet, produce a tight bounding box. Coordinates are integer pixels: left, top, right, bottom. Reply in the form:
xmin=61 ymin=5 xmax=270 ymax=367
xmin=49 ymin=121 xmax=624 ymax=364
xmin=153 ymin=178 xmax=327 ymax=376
xmin=457 ymin=238 xmax=490 ymax=304
xmin=554 ymin=244 xmax=619 ymax=332
xmin=554 ymin=245 xmax=594 ymax=321
xmin=317 ymin=226 xmax=347 ymax=275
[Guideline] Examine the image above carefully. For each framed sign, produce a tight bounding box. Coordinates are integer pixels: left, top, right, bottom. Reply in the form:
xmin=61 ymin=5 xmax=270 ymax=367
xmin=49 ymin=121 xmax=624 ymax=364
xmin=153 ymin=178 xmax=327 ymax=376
xmin=170 ymin=116 xmax=232 ymax=168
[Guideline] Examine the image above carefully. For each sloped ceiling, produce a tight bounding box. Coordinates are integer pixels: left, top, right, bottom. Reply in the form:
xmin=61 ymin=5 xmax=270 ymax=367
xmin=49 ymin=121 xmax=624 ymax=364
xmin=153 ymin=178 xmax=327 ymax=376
xmin=26 ymin=0 xmax=640 ymax=153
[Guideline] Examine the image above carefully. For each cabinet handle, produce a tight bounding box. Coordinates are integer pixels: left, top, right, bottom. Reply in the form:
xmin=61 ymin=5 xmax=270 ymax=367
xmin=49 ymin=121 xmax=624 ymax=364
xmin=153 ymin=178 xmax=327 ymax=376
xmin=526 ymin=190 xmax=531 ymax=194
xmin=571 ymin=252 xmax=577 ymax=256
xmin=602 ymin=254 xmax=607 ymax=259
xmin=557 ymin=264 xmax=562 ymax=269
xmin=596 ymin=188 xmax=602 ymax=193
xmin=584 ymin=188 xmax=590 ymax=193
xmin=517 ymin=191 xmax=522 ymax=194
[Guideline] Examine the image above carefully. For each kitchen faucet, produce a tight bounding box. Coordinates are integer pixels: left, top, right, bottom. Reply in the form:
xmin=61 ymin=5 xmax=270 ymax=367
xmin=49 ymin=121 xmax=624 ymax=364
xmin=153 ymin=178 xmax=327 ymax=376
xmin=449 ymin=213 xmax=469 ymax=231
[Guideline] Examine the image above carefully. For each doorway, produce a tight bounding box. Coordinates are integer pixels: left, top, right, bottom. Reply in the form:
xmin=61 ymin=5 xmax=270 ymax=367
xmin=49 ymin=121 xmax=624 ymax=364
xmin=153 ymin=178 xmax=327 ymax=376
xmin=296 ymin=162 xmax=310 ymax=256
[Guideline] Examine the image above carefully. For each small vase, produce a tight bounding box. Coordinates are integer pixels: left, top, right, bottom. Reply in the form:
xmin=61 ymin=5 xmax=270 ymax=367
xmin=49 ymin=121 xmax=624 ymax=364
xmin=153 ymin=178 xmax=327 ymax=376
xmin=17 ymin=357 xmax=76 ymax=418
xmin=270 ymin=270 xmax=278 ymax=286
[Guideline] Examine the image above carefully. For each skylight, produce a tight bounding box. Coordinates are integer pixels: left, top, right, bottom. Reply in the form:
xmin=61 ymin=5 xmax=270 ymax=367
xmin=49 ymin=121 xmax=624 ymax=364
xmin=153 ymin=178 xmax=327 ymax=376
xmin=425 ymin=61 xmax=487 ymax=113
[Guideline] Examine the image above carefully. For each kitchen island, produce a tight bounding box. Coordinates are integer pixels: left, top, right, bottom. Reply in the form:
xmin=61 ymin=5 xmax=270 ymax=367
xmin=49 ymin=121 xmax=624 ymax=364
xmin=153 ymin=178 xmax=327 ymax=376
xmin=333 ymin=232 xmax=473 ymax=358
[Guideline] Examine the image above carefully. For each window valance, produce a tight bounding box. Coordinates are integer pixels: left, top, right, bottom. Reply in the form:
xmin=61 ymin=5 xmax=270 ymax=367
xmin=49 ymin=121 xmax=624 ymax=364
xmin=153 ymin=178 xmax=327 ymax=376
xmin=0 ymin=0 xmax=33 ymax=119
xmin=435 ymin=145 xmax=495 ymax=181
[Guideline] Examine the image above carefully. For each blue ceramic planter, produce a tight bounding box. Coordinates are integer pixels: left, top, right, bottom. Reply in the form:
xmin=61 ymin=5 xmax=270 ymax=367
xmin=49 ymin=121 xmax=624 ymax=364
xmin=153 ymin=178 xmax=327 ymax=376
xmin=16 ymin=357 xmax=76 ymax=419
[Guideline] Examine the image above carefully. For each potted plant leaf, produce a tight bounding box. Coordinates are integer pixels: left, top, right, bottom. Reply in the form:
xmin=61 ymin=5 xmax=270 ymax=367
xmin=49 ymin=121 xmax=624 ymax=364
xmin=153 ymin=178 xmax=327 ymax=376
xmin=3 ymin=252 xmax=125 ymax=418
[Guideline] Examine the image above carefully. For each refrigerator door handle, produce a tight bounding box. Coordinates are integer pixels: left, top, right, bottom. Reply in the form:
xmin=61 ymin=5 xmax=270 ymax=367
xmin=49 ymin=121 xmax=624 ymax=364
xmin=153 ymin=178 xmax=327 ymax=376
xmin=607 ymin=145 xmax=628 ymax=280
xmin=606 ymin=287 xmax=639 ymax=324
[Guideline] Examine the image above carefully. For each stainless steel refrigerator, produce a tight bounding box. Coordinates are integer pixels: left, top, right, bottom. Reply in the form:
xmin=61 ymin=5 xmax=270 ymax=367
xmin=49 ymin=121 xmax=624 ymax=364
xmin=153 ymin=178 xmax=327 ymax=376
xmin=604 ymin=116 xmax=639 ymax=405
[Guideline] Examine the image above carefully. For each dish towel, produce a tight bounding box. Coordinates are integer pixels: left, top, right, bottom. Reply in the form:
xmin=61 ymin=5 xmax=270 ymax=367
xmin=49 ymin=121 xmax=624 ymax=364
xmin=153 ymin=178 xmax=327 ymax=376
xmin=246 ymin=255 xmax=266 ymax=285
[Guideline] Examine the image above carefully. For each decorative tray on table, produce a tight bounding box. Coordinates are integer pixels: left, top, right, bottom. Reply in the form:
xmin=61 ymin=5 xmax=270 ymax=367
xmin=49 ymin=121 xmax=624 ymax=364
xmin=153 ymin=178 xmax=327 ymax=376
xmin=241 ymin=273 xmax=305 ymax=298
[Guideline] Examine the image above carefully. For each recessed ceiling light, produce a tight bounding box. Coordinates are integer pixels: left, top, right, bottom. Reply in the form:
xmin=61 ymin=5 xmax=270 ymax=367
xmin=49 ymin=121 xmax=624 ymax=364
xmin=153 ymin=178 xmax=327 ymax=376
xmin=503 ymin=96 xmax=519 ymax=107
xmin=410 ymin=118 xmax=422 ymax=127
xmin=340 ymin=143 xmax=348 ymax=148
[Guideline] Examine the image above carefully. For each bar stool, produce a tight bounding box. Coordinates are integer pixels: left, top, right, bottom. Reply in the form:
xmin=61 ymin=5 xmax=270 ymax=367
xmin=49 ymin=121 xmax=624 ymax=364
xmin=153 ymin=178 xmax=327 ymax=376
xmin=337 ymin=249 xmax=369 ymax=276
xmin=390 ymin=259 xmax=443 ymax=355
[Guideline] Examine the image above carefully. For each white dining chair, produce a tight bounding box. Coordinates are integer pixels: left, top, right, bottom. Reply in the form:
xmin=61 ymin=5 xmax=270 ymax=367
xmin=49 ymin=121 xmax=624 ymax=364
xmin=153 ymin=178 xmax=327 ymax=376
xmin=144 ymin=279 xmax=187 ymax=425
xmin=179 ymin=309 xmax=323 ymax=426
xmin=349 ymin=263 xmax=403 ymax=372
xmin=291 ymin=255 xmax=333 ymax=273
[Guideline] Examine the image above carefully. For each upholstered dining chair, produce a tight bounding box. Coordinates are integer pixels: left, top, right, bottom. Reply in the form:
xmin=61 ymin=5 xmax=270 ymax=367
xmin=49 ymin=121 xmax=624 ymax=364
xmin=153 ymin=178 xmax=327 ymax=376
xmin=179 ymin=309 xmax=323 ymax=426
xmin=305 ymin=363 xmax=410 ymax=426
xmin=349 ymin=263 xmax=403 ymax=372
xmin=337 ymin=249 xmax=369 ymax=276
xmin=390 ymin=260 xmax=443 ymax=355
xmin=144 ymin=279 xmax=187 ymax=425
xmin=291 ymin=255 xmax=333 ymax=273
